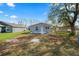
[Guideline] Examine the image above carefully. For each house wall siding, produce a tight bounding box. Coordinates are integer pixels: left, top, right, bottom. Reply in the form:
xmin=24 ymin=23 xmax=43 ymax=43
xmin=0 ymin=21 xmax=26 ymax=33
xmin=12 ymin=27 xmax=26 ymax=32
xmin=28 ymin=23 xmax=51 ymax=34
xmin=29 ymin=24 xmax=41 ymax=33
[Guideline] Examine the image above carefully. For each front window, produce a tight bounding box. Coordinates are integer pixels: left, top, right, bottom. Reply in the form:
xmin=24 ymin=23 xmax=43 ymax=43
xmin=36 ymin=26 xmax=38 ymax=31
xmin=45 ymin=27 xmax=49 ymax=29
xmin=7 ymin=29 xmax=10 ymax=31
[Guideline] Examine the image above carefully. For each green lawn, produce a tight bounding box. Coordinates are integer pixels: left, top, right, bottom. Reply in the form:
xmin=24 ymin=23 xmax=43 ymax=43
xmin=0 ymin=30 xmax=31 ymax=41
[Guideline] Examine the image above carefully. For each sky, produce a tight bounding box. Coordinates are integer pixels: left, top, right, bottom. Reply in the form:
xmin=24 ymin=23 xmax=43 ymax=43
xmin=0 ymin=3 xmax=50 ymax=26
xmin=0 ymin=3 xmax=79 ymax=26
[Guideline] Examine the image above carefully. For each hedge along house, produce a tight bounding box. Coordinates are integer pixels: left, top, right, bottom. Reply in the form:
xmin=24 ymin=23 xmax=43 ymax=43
xmin=28 ymin=23 xmax=51 ymax=34
xmin=0 ymin=21 xmax=26 ymax=33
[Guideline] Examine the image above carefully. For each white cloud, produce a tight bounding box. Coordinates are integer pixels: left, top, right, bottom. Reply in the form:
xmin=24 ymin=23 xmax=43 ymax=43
xmin=0 ymin=11 xmax=3 ymax=14
xmin=4 ymin=15 xmax=8 ymax=17
xmin=10 ymin=15 xmax=17 ymax=19
xmin=7 ymin=3 xmax=15 ymax=7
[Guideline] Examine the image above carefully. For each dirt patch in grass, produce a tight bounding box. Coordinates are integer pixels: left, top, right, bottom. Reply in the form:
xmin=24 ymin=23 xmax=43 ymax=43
xmin=16 ymin=34 xmax=63 ymax=43
xmin=0 ymin=34 xmax=65 ymax=56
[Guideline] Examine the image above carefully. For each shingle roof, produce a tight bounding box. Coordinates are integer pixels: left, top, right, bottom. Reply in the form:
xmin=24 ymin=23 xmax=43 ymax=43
xmin=0 ymin=21 xmax=26 ymax=28
xmin=8 ymin=23 xmax=26 ymax=28
xmin=0 ymin=24 xmax=4 ymax=27
xmin=28 ymin=23 xmax=51 ymax=28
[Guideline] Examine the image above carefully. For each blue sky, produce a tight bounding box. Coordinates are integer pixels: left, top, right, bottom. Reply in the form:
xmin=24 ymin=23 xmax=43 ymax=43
xmin=0 ymin=3 xmax=49 ymax=25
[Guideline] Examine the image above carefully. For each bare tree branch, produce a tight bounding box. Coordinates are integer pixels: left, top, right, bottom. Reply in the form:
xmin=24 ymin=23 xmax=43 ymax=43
xmin=64 ymin=3 xmax=75 ymax=13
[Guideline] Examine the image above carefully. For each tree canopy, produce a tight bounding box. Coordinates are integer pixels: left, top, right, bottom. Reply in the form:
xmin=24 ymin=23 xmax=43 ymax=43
xmin=48 ymin=3 xmax=79 ymax=35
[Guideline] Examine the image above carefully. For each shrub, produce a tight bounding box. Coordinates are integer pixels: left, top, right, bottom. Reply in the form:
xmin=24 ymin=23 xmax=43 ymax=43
xmin=22 ymin=30 xmax=32 ymax=34
xmin=68 ymin=32 xmax=75 ymax=37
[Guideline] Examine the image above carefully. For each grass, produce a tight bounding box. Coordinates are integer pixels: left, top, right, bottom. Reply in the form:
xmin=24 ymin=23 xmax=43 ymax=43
xmin=0 ymin=30 xmax=78 ymax=56
xmin=0 ymin=32 xmax=22 ymax=41
xmin=0 ymin=32 xmax=78 ymax=56
xmin=0 ymin=30 xmax=31 ymax=41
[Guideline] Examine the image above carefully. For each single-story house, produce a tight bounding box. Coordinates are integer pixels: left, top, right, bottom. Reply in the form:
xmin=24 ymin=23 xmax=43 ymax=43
xmin=28 ymin=23 xmax=51 ymax=34
xmin=0 ymin=21 xmax=26 ymax=33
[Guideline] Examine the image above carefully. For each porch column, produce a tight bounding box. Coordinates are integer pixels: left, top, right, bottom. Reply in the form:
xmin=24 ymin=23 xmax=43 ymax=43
xmin=41 ymin=26 xmax=44 ymax=34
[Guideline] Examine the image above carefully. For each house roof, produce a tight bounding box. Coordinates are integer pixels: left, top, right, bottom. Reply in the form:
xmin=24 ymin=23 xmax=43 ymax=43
xmin=8 ymin=23 xmax=26 ymax=28
xmin=28 ymin=23 xmax=51 ymax=28
xmin=0 ymin=24 xmax=4 ymax=27
xmin=0 ymin=21 xmax=26 ymax=28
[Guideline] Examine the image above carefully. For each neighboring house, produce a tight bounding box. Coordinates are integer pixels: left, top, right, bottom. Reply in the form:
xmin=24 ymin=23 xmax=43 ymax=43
xmin=28 ymin=23 xmax=51 ymax=34
xmin=0 ymin=21 xmax=26 ymax=33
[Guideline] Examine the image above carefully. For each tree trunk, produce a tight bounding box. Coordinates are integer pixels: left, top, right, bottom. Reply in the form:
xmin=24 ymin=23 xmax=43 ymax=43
xmin=70 ymin=4 xmax=79 ymax=36
xmin=70 ymin=23 xmax=75 ymax=36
